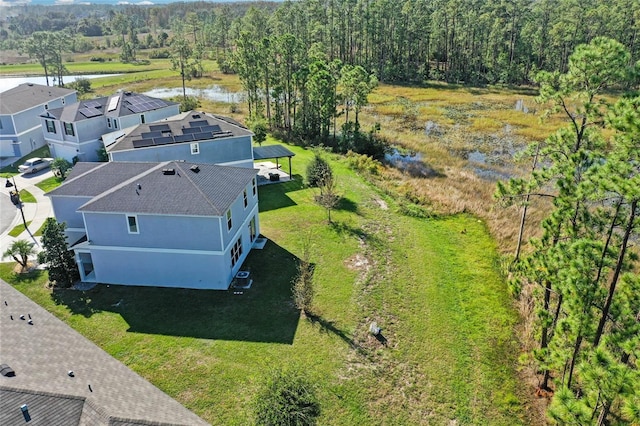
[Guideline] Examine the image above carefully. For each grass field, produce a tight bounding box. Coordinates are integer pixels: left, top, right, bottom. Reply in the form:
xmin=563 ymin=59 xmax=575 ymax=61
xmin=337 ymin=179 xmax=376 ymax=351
xmin=0 ymin=144 xmax=535 ymax=425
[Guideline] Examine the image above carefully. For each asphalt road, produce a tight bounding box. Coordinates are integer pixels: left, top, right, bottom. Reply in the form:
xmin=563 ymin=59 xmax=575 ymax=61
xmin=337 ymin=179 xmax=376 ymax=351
xmin=0 ymin=191 xmax=18 ymax=235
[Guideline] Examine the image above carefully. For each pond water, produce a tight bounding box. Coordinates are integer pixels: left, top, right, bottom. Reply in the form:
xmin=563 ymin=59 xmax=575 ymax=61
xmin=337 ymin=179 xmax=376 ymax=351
xmin=143 ymin=86 xmax=244 ymax=103
xmin=0 ymin=74 xmax=120 ymax=92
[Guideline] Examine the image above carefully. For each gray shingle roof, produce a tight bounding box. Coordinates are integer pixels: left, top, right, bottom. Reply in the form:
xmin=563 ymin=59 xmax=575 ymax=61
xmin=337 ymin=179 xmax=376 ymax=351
xmin=43 ymin=92 xmax=178 ymax=123
xmin=0 ymin=280 xmax=209 ymax=426
xmin=47 ymin=162 xmax=157 ymax=198
xmin=107 ymin=111 xmax=252 ymax=153
xmin=78 ymin=161 xmax=257 ymax=216
xmin=0 ymin=83 xmax=76 ymax=115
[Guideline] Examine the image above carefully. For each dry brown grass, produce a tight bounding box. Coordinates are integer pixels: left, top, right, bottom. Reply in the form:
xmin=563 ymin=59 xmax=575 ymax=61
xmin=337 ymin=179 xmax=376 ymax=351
xmin=359 ymin=82 xmax=567 ymax=254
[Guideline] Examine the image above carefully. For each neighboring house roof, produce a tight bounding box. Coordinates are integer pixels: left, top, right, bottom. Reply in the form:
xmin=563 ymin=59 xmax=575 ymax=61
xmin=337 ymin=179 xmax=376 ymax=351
xmin=107 ymin=111 xmax=252 ymax=153
xmin=253 ymin=145 xmax=296 ymax=160
xmin=48 ymin=162 xmax=156 ymax=198
xmin=43 ymin=92 xmax=178 ymax=123
xmin=0 ymin=279 xmax=209 ymax=426
xmin=49 ymin=161 xmax=257 ymax=217
xmin=0 ymin=83 xmax=75 ymax=115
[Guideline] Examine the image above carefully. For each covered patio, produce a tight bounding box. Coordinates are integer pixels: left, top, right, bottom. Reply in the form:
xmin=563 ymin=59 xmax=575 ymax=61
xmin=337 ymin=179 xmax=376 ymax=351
xmin=253 ymin=145 xmax=296 ymax=185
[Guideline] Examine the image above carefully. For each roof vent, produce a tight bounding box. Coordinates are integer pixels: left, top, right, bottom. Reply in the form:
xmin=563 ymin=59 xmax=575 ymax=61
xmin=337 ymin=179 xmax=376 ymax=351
xmin=0 ymin=364 xmax=16 ymax=377
xmin=192 ymin=114 xmax=201 ymax=119
xmin=162 ymin=168 xmax=176 ymax=175
xmin=190 ymin=165 xmax=200 ymax=173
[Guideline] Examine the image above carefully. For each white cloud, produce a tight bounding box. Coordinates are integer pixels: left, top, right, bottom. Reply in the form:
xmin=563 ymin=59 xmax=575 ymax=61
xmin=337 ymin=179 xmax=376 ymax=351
xmin=0 ymin=0 xmax=32 ymax=7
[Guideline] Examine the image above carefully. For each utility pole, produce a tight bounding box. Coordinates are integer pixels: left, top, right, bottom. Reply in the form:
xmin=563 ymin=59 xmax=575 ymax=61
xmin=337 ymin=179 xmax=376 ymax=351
xmin=9 ymin=176 xmax=29 ymax=232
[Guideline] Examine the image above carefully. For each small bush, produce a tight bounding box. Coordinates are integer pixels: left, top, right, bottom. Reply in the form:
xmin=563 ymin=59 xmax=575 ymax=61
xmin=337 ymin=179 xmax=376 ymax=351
xmin=306 ymin=154 xmax=332 ymax=188
xmin=254 ymin=367 xmax=321 ymax=426
xmin=148 ymin=49 xmax=171 ymax=59
xmin=346 ymin=151 xmax=381 ymax=175
xmin=89 ymin=56 xmax=105 ymax=62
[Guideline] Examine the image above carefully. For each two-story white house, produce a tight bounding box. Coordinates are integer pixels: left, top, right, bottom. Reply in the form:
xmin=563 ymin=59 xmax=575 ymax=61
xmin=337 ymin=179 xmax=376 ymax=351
xmin=41 ymin=91 xmax=179 ymax=162
xmin=106 ymin=110 xmax=255 ymax=167
xmin=0 ymin=83 xmax=77 ymax=158
xmin=46 ymin=160 xmax=259 ymax=290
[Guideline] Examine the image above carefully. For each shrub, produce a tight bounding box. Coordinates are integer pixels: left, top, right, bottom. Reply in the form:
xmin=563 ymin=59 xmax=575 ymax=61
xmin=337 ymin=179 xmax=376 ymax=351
xmin=148 ymin=49 xmax=171 ymax=59
xmin=306 ymin=153 xmax=332 ymax=188
xmin=50 ymin=158 xmax=73 ymax=178
xmin=254 ymin=368 xmax=321 ymax=426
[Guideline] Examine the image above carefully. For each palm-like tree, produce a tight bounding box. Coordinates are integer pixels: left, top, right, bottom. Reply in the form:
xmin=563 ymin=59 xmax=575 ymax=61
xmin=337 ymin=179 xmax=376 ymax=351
xmin=3 ymin=240 xmax=36 ymax=270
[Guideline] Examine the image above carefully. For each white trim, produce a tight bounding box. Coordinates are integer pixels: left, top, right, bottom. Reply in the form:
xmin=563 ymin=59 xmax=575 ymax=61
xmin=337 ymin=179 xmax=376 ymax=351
xmin=190 ymin=142 xmax=200 ymax=155
xmin=217 ymin=158 xmax=253 ymax=167
xmin=126 ymin=214 xmax=139 ymax=234
xmin=75 ymin=244 xmax=224 ymax=256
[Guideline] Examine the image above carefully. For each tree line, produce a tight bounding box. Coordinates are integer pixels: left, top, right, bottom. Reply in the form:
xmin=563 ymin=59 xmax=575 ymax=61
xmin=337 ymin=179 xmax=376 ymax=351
xmin=3 ymin=0 xmax=640 ymax=85
xmin=497 ymin=37 xmax=640 ymax=424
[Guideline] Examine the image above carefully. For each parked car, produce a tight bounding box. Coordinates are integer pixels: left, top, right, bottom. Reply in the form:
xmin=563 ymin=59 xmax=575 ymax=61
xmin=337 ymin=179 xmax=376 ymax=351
xmin=18 ymin=157 xmax=54 ymax=174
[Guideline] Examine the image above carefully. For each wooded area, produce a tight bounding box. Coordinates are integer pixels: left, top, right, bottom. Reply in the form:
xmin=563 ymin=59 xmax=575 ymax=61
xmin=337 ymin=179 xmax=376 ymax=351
xmin=3 ymin=0 xmax=639 ymax=85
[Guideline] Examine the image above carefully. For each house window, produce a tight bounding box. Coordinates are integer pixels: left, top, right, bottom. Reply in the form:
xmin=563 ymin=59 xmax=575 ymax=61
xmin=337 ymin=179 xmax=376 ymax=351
xmin=113 ymin=119 xmax=118 ymax=129
xmin=44 ymin=104 xmax=48 ymax=110
xmin=243 ymin=189 xmax=248 ymax=208
xmin=127 ymin=215 xmax=139 ymax=234
xmin=107 ymin=118 xmax=112 ymax=128
xmin=226 ymin=209 xmax=232 ymax=230
xmin=252 ymin=178 xmax=256 ymax=196
xmin=45 ymin=120 xmax=56 ymax=134
xmin=62 ymin=98 xmax=65 ymax=105
xmin=249 ymin=216 xmax=256 ymax=242
xmin=190 ymin=143 xmax=199 ymax=155
xmin=140 ymin=114 xmax=145 ymax=124
xmin=64 ymin=122 xmax=75 ymax=136
xmin=231 ymin=237 xmax=242 ymax=267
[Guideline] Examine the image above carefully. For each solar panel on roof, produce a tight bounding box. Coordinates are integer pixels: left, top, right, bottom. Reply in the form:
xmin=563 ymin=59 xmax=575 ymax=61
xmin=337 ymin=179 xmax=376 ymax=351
xmin=149 ymin=124 xmax=171 ymax=132
xmin=202 ymin=125 xmax=222 ymax=133
xmin=173 ymin=134 xmax=194 ymax=142
xmin=193 ymin=132 xmax=213 ymax=141
xmin=182 ymin=127 xmax=201 ymax=134
xmin=79 ymin=107 xmax=102 ymax=118
xmin=189 ymin=120 xmax=209 ymax=127
xmin=83 ymin=100 xmax=101 ymax=108
xmin=107 ymin=95 xmax=120 ymax=112
xmin=133 ymin=139 xmax=154 ymax=148
xmin=153 ymin=136 xmax=174 ymax=145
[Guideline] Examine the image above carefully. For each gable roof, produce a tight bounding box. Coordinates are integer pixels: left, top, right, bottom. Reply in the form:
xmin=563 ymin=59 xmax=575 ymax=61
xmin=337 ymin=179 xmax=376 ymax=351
xmin=49 ymin=161 xmax=257 ymax=217
xmin=107 ymin=111 xmax=252 ymax=153
xmin=43 ymin=92 xmax=178 ymax=123
xmin=0 ymin=83 xmax=76 ymax=115
xmin=47 ymin=162 xmax=157 ymax=198
xmin=0 ymin=279 xmax=209 ymax=426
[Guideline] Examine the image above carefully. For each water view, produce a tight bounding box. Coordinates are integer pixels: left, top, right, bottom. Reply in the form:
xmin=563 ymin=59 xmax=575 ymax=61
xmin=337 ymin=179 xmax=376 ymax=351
xmin=0 ymin=74 xmax=120 ymax=92
xmin=143 ymin=86 xmax=244 ymax=103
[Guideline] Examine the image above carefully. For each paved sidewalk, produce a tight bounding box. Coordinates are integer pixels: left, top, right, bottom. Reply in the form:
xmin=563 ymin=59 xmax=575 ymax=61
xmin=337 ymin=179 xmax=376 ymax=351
xmin=0 ymin=170 xmax=54 ymax=260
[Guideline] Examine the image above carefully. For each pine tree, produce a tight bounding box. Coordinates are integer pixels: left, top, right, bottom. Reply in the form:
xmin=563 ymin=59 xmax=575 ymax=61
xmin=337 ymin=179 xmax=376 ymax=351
xmin=38 ymin=218 xmax=79 ymax=288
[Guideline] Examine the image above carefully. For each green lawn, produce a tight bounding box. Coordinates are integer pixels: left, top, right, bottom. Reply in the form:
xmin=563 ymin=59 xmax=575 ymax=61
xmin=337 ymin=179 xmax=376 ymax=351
xmin=0 ymin=144 xmax=527 ymax=425
xmin=8 ymin=221 xmax=32 ymax=237
xmin=35 ymin=176 xmax=65 ymax=193
xmin=18 ymin=189 xmax=35 ymax=203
